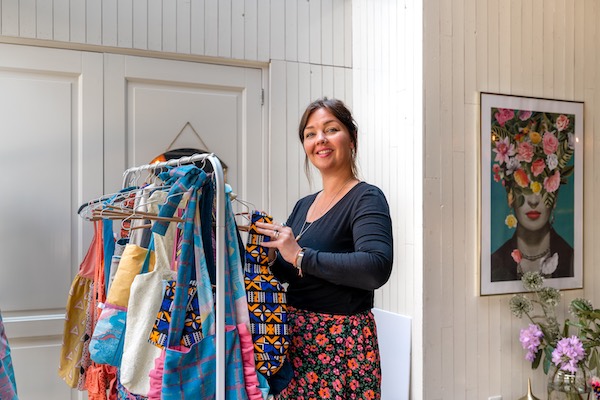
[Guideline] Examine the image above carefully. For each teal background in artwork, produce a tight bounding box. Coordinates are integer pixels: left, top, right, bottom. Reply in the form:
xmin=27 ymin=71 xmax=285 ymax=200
xmin=490 ymin=156 xmax=575 ymax=253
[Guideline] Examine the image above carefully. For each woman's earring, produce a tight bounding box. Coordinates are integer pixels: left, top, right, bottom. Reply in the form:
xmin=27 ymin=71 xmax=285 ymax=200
xmin=550 ymin=210 xmax=555 ymax=225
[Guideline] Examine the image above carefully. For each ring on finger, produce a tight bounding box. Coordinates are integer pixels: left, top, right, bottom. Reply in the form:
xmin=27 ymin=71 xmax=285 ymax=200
xmin=274 ymin=230 xmax=280 ymax=239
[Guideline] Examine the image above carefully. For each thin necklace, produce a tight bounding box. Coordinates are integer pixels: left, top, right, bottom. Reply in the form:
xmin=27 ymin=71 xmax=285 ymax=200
xmin=295 ymin=177 xmax=355 ymax=241
xmin=520 ymin=247 xmax=551 ymax=261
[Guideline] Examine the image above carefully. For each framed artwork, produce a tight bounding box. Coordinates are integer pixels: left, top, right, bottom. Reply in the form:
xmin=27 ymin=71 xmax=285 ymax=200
xmin=480 ymin=93 xmax=584 ymax=295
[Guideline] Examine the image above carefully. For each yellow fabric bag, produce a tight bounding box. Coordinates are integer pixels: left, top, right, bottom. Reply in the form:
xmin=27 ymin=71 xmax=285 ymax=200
xmin=105 ymin=244 xmax=155 ymax=308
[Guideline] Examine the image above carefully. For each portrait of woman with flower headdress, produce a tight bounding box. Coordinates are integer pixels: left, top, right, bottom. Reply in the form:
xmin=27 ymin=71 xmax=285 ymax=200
xmin=488 ymin=107 xmax=577 ymax=282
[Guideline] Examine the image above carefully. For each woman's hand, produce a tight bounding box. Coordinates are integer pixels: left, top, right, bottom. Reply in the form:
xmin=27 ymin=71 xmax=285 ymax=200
xmin=255 ymin=221 xmax=302 ymax=265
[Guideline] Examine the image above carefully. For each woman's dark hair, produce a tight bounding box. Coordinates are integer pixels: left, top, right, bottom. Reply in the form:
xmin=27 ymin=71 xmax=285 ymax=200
xmin=298 ymin=97 xmax=359 ymax=179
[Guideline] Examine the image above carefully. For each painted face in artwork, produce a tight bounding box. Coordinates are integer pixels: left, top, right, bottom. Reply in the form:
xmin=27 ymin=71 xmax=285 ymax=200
xmin=513 ymin=192 xmax=553 ymax=232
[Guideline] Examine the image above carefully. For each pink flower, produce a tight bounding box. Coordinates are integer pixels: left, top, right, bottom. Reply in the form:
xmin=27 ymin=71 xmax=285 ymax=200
xmin=518 ymin=110 xmax=532 ymax=120
xmin=552 ymin=336 xmax=585 ymax=373
xmin=511 ymin=249 xmax=522 ymax=263
xmin=531 ymin=158 xmax=546 ymax=177
xmin=544 ymin=170 xmax=561 ymax=193
xmin=543 ymin=131 xmax=559 ymax=155
xmin=520 ymin=324 xmax=543 ymax=362
xmin=495 ymin=108 xmax=515 ymax=126
xmin=514 ymin=168 xmax=530 ymax=188
xmin=492 ymin=164 xmax=501 ymax=182
xmin=555 ymin=114 xmax=570 ymax=132
xmin=516 ymin=141 xmax=534 ymax=163
xmin=493 ymin=136 xmax=516 ymax=165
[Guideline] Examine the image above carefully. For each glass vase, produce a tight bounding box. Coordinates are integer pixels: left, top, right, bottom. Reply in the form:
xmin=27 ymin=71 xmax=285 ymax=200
xmin=547 ymin=364 xmax=592 ymax=400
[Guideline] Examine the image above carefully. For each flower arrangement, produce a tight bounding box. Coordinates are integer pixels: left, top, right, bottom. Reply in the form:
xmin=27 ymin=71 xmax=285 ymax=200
xmin=491 ymin=107 xmax=575 ymax=216
xmin=510 ymin=271 xmax=600 ymax=398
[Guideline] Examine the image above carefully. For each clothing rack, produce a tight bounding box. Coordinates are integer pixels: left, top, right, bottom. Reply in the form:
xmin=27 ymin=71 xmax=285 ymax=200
xmin=122 ymin=153 xmax=227 ymax=400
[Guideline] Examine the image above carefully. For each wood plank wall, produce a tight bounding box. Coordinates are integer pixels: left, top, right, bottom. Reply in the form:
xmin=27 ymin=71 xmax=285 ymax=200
xmin=0 ymin=0 xmax=355 ymax=217
xmin=352 ymin=0 xmax=423 ymax=398
xmin=424 ymin=0 xmax=599 ymax=399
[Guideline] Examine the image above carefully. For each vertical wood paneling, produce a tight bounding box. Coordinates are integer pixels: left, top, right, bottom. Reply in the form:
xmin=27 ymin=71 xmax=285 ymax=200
xmin=297 ymin=0 xmax=310 ymax=63
xmin=542 ymin=3 xmax=554 ymax=98
xmin=285 ymin=0 xmax=298 ymax=62
xmin=422 ymin=0 xmax=600 ymax=398
xmin=70 ymin=1 xmax=85 ymax=43
xmin=218 ymin=0 xmax=232 ymax=58
xmin=190 ymin=0 xmax=205 ymax=55
xmin=176 ymin=0 xmax=191 ymax=53
xmin=309 ymin=0 xmax=321 ymax=64
xmin=321 ymin=0 xmax=333 ymax=66
xmin=475 ymin=0 xmax=488 ymax=92
xmin=297 ymin=62 xmax=311 ymax=195
xmin=309 ymin=64 xmax=322 ymax=100
xmin=36 ymin=0 xmax=52 ymax=39
xmin=256 ymin=0 xmax=269 ymax=62
xmin=554 ymin=0 xmax=566 ymax=100
xmin=498 ymin=0 xmax=510 ymax=94
xmin=162 ymin=1 xmax=177 ymax=52
xmin=322 ymin=65 xmax=334 ymax=97
xmin=510 ymin=0 xmax=521 ymax=94
xmin=133 ymin=0 xmax=147 ymax=49
xmin=86 ymin=0 xmax=102 ymax=45
xmin=286 ymin=61 xmax=300 ymax=211
xmin=270 ymin=60 xmax=288 ymax=220
xmin=53 ymin=0 xmax=70 ymax=42
xmin=521 ymin=0 xmax=533 ymax=95
xmin=332 ymin=0 xmax=344 ymax=67
xmin=118 ymin=0 xmax=134 ymax=48
xmin=102 ymin=0 xmax=118 ymax=47
xmin=532 ymin=0 xmax=543 ymax=94
xmin=231 ymin=0 xmax=245 ymax=59
xmin=244 ymin=0 xmax=257 ymax=60
xmin=19 ymin=0 xmax=35 ymax=38
xmin=147 ymin=0 xmax=161 ymax=51
xmin=574 ymin=1 xmax=584 ymax=100
xmin=270 ymin=0 xmax=285 ymax=60
xmin=204 ymin=0 xmax=218 ymax=56
xmin=487 ymin=0 xmax=499 ymax=92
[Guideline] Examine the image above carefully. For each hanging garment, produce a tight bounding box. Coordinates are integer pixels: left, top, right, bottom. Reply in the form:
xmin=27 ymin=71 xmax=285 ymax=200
xmin=89 ymin=242 xmax=155 ymax=367
xmin=159 ymin=169 xmax=248 ymax=400
xmin=0 ymin=311 xmax=18 ymax=399
xmin=119 ymin=190 xmax=181 ymax=396
xmin=86 ymin=223 xmax=117 ymax=400
xmin=244 ymin=211 xmax=290 ymax=378
xmin=59 ymin=221 xmax=101 ymax=389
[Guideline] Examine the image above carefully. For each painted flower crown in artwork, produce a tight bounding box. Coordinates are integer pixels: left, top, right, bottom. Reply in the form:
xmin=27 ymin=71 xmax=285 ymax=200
xmin=491 ymin=108 xmax=575 ymax=211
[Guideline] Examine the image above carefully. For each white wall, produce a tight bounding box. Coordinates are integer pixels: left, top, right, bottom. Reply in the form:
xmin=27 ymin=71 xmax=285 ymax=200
xmin=352 ymin=1 xmax=423 ymax=398
xmin=423 ymin=1 xmax=600 ymax=399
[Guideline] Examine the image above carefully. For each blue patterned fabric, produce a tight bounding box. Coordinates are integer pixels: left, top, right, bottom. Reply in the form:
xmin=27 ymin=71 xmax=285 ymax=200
xmin=161 ymin=167 xmax=248 ymax=400
xmin=244 ymin=211 xmax=290 ymax=378
xmin=0 ymin=313 xmax=18 ymax=399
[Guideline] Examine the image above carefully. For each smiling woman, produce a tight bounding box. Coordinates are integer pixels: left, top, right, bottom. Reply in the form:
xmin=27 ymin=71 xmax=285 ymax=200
xmin=253 ymin=98 xmax=394 ymax=399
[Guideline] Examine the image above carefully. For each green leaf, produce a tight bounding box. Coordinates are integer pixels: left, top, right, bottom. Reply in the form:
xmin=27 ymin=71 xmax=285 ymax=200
xmin=532 ymin=349 xmax=542 ymax=369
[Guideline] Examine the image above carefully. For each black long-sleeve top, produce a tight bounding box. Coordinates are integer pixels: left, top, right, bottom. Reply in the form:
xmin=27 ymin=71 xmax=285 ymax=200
xmin=271 ymin=182 xmax=393 ymax=315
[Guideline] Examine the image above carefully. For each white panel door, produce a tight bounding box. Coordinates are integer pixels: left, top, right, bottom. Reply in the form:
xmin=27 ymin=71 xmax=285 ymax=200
xmin=104 ymin=54 xmax=265 ymax=210
xmin=0 ymin=43 xmax=103 ymax=400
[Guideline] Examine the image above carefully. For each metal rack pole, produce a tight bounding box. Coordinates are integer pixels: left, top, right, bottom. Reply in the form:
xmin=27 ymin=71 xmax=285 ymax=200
xmin=122 ymin=153 xmax=226 ymax=400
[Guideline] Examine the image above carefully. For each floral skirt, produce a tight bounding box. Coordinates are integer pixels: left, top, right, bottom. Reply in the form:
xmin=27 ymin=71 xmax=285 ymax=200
xmin=278 ymin=306 xmax=381 ymax=400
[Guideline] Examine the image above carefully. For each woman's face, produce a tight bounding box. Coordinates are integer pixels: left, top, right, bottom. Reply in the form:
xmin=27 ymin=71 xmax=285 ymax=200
xmin=302 ymin=107 xmax=354 ymax=175
xmin=514 ymin=192 xmax=553 ymax=232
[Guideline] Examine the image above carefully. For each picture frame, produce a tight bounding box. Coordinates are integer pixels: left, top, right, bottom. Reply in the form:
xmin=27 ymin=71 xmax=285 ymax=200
xmin=480 ymin=93 xmax=584 ymax=295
